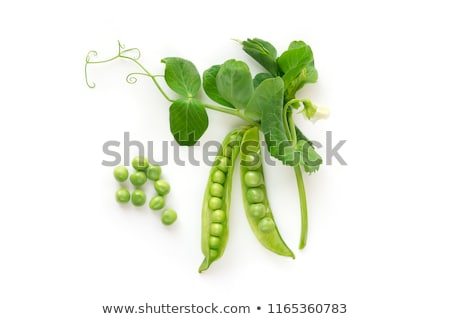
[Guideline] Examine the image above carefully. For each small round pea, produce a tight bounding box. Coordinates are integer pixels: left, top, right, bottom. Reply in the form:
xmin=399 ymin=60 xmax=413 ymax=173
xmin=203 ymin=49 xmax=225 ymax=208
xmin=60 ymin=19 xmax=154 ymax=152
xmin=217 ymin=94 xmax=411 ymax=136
xmin=249 ymin=203 xmax=266 ymax=219
xmin=209 ymin=236 xmax=221 ymax=249
xmin=209 ymin=249 xmax=218 ymax=260
xmin=208 ymin=197 xmax=223 ymax=210
xmin=132 ymin=156 xmax=149 ymax=171
xmin=113 ymin=166 xmax=128 ymax=182
xmin=215 ymin=156 xmax=229 ymax=173
xmin=161 ymin=209 xmax=177 ymax=225
xmin=211 ymin=170 xmax=226 ymax=184
xmin=210 ymin=223 xmax=224 ymax=236
xmin=223 ymin=145 xmax=233 ymax=158
xmin=246 ymin=188 xmax=265 ymax=204
xmin=154 ymin=179 xmax=170 ymax=196
xmin=115 ymin=187 xmax=130 ymax=203
xmin=242 ymin=154 xmax=261 ymax=170
xmin=258 ymin=217 xmax=275 ymax=233
xmin=131 ymin=189 xmax=146 ymax=206
xmin=149 ymin=195 xmax=165 ymax=210
xmin=209 ymin=183 xmax=224 ymax=197
xmin=146 ymin=165 xmax=162 ymax=181
xmin=130 ymin=171 xmax=147 ymax=186
xmin=211 ymin=210 xmax=226 ymax=223
xmin=244 ymin=171 xmax=263 ymax=187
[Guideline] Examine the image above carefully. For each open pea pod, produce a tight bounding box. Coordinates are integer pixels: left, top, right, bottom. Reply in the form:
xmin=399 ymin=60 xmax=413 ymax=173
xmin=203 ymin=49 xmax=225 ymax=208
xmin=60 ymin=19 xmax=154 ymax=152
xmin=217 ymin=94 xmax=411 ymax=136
xmin=240 ymin=126 xmax=294 ymax=258
xmin=199 ymin=128 xmax=246 ymax=272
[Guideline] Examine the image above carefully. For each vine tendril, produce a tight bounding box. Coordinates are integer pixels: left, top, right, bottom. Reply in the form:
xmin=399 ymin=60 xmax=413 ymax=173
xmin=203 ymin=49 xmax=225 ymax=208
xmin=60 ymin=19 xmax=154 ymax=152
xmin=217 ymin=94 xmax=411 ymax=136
xmin=126 ymin=72 xmax=151 ymax=85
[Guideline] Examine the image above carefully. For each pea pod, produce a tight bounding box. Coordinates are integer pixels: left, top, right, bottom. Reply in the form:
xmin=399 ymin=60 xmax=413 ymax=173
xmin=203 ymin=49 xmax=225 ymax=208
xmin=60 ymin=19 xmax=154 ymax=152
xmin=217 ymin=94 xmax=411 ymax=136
xmin=240 ymin=126 xmax=295 ymax=258
xmin=199 ymin=128 xmax=246 ymax=272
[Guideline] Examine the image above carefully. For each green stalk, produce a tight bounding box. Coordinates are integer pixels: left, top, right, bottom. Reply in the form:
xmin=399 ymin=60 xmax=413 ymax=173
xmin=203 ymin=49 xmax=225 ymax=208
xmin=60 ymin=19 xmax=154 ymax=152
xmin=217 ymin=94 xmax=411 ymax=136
xmin=294 ymin=164 xmax=308 ymax=249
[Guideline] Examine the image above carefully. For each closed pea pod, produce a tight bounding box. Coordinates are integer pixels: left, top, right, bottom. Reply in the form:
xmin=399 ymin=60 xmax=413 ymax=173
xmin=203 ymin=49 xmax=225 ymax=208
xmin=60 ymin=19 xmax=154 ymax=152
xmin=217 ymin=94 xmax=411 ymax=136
xmin=240 ymin=126 xmax=294 ymax=258
xmin=199 ymin=128 xmax=245 ymax=272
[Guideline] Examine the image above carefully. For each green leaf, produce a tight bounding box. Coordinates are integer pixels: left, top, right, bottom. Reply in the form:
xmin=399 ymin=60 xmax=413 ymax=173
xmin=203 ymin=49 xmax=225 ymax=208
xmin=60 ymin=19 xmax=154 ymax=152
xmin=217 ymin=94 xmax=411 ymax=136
xmin=282 ymin=65 xmax=318 ymax=100
xmin=277 ymin=44 xmax=314 ymax=74
xmin=295 ymin=140 xmax=322 ymax=173
xmin=245 ymin=77 xmax=279 ymax=121
xmin=241 ymin=38 xmax=279 ymax=76
xmin=202 ymin=65 xmax=234 ymax=108
xmin=253 ymin=72 xmax=273 ymax=88
xmin=169 ymin=98 xmax=208 ymax=146
xmin=258 ymin=77 xmax=296 ymax=164
xmin=216 ymin=59 xmax=254 ymax=109
xmin=288 ymin=40 xmax=308 ymax=50
xmin=161 ymin=57 xmax=201 ymax=97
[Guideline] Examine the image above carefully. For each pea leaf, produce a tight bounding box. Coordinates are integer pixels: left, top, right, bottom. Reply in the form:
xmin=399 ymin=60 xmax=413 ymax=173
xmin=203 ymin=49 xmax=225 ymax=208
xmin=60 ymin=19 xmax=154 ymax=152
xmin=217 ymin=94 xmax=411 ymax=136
xmin=202 ymin=65 xmax=234 ymax=108
xmin=169 ymin=98 xmax=208 ymax=146
xmin=245 ymin=77 xmax=278 ymax=121
xmin=277 ymin=42 xmax=318 ymax=100
xmin=253 ymin=72 xmax=273 ymax=88
xmin=216 ymin=59 xmax=254 ymax=109
xmin=295 ymin=140 xmax=322 ymax=173
xmin=257 ymin=77 xmax=295 ymax=164
xmin=161 ymin=57 xmax=201 ymax=97
xmin=241 ymin=38 xmax=279 ymax=76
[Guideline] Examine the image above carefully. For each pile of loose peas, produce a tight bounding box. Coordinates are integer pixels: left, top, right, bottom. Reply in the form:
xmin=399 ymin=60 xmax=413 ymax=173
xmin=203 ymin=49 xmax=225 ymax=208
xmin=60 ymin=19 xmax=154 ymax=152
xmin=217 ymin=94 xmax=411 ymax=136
xmin=113 ymin=156 xmax=177 ymax=225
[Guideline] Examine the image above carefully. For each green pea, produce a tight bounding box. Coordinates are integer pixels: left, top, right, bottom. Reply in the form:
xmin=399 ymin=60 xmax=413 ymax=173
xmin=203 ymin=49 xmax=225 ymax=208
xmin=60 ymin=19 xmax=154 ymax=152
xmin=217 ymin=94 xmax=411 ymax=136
xmin=241 ymin=154 xmax=261 ymax=170
xmin=215 ymin=156 xmax=229 ymax=173
xmin=209 ymin=249 xmax=218 ymax=260
xmin=161 ymin=209 xmax=177 ymax=225
xmin=130 ymin=171 xmax=147 ymax=186
xmin=131 ymin=190 xmax=146 ymax=206
xmin=211 ymin=170 xmax=226 ymax=184
xmin=208 ymin=197 xmax=223 ymax=210
xmin=132 ymin=156 xmax=149 ymax=171
xmin=209 ymin=183 xmax=224 ymax=197
xmin=258 ymin=217 xmax=275 ymax=233
xmin=244 ymin=171 xmax=263 ymax=187
xmin=149 ymin=195 xmax=165 ymax=210
xmin=210 ymin=223 xmax=224 ymax=236
xmin=115 ymin=187 xmax=130 ymax=203
xmin=249 ymin=203 xmax=266 ymax=218
xmin=211 ymin=210 xmax=226 ymax=223
xmin=154 ymin=179 xmax=170 ymax=196
xmin=113 ymin=166 xmax=129 ymax=182
xmin=209 ymin=236 xmax=221 ymax=249
xmin=146 ymin=165 xmax=162 ymax=181
xmin=246 ymin=187 xmax=265 ymax=204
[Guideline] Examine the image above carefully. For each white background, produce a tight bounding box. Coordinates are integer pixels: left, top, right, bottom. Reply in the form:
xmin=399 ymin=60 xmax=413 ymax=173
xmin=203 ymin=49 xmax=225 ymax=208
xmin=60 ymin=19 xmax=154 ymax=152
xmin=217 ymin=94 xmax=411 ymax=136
xmin=1 ymin=0 xmax=449 ymax=318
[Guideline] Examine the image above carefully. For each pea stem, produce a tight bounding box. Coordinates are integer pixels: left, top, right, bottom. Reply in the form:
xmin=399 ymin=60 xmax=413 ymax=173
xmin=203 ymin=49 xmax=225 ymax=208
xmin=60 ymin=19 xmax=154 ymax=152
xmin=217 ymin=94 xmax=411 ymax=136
xmin=294 ymin=164 xmax=308 ymax=249
xmin=202 ymin=103 xmax=259 ymax=126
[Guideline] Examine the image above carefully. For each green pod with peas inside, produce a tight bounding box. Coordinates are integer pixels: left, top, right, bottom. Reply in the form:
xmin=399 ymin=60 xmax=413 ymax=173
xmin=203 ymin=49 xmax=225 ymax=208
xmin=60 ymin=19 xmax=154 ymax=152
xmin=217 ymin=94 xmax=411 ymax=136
xmin=240 ymin=126 xmax=294 ymax=258
xmin=198 ymin=128 xmax=246 ymax=272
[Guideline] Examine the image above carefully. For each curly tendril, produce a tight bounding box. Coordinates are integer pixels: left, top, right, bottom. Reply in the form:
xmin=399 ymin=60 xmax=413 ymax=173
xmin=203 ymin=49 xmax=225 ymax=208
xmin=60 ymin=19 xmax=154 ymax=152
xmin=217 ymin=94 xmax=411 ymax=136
xmin=126 ymin=72 xmax=150 ymax=85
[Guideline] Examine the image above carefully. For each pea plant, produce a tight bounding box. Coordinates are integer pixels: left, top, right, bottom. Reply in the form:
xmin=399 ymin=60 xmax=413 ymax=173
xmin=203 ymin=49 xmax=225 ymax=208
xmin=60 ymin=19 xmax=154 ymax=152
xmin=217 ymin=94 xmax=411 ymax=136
xmin=85 ymin=38 xmax=328 ymax=272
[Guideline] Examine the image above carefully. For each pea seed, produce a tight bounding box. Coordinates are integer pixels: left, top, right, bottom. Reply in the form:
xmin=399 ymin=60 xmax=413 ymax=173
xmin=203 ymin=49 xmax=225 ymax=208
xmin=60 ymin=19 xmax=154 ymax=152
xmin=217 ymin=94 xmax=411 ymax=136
xmin=209 ymin=183 xmax=224 ymax=197
xmin=113 ymin=166 xmax=128 ymax=182
xmin=246 ymin=188 xmax=265 ymax=204
xmin=211 ymin=170 xmax=226 ymax=184
xmin=211 ymin=210 xmax=226 ymax=223
xmin=215 ymin=156 xmax=229 ymax=172
xmin=131 ymin=190 xmax=146 ymax=206
xmin=132 ymin=156 xmax=149 ymax=171
xmin=146 ymin=165 xmax=162 ymax=181
xmin=249 ymin=203 xmax=266 ymax=218
xmin=209 ymin=236 xmax=221 ymax=249
xmin=154 ymin=179 xmax=170 ymax=195
xmin=244 ymin=171 xmax=263 ymax=187
xmin=210 ymin=223 xmax=224 ymax=236
xmin=208 ymin=197 xmax=223 ymax=210
xmin=130 ymin=171 xmax=147 ymax=186
xmin=258 ymin=217 xmax=275 ymax=233
xmin=209 ymin=249 xmax=218 ymax=260
xmin=161 ymin=209 xmax=177 ymax=225
xmin=115 ymin=187 xmax=130 ymax=203
xmin=242 ymin=154 xmax=261 ymax=170
xmin=149 ymin=195 xmax=165 ymax=210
